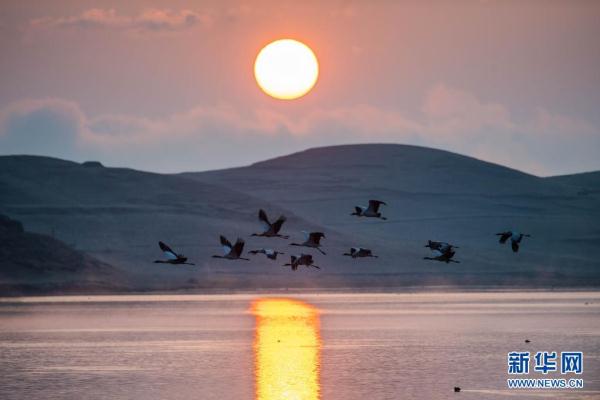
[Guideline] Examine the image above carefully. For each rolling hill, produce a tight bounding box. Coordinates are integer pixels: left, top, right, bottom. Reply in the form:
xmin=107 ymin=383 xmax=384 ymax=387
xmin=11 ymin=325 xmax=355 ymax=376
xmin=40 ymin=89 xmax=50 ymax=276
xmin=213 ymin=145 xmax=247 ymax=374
xmin=0 ymin=214 xmax=123 ymax=294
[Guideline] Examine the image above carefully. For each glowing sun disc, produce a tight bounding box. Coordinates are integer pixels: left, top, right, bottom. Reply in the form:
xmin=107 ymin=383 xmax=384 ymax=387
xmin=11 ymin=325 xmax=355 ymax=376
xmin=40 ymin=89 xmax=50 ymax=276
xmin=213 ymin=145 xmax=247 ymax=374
xmin=254 ymin=39 xmax=319 ymax=100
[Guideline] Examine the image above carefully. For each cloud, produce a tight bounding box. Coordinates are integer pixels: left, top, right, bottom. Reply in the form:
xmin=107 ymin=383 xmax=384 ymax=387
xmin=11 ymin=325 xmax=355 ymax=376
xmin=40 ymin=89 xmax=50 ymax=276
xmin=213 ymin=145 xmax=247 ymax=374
xmin=0 ymin=99 xmax=87 ymax=160
xmin=0 ymin=86 xmax=598 ymax=175
xmin=30 ymin=8 xmax=211 ymax=33
xmin=422 ymin=84 xmax=512 ymax=130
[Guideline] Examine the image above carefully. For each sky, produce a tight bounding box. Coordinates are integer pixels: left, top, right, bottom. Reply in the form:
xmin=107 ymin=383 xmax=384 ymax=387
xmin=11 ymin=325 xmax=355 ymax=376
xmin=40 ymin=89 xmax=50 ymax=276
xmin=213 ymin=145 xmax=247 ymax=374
xmin=0 ymin=0 xmax=599 ymax=176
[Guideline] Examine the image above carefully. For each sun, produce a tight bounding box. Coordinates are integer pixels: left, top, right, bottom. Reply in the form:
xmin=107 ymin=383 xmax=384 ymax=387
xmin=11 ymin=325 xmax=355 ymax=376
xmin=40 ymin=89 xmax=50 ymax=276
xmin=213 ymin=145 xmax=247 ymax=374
xmin=254 ymin=39 xmax=319 ymax=100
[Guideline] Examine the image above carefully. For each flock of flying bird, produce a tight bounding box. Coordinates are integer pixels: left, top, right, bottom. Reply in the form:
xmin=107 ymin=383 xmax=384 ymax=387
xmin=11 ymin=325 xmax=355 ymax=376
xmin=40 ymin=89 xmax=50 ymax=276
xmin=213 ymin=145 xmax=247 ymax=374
xmin=153 ymin=199 xmax=531 ymax=270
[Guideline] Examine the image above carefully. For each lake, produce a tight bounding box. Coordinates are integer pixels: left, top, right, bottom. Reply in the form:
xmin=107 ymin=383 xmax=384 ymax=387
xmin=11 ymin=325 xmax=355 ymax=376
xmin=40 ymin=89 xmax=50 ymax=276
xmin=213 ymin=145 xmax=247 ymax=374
xmin=0 ymin=292 xmax=598 ymax=400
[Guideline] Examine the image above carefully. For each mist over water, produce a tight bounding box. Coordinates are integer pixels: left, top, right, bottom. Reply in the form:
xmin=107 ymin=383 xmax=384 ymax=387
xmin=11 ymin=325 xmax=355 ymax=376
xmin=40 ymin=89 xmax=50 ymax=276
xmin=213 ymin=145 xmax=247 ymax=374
xmin=0 ymin=292 xmax=599 ymax=400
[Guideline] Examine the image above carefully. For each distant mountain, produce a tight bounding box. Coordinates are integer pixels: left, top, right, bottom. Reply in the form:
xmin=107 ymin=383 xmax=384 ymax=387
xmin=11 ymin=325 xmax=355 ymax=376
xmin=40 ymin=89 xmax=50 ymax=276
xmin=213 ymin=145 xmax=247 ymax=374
xmin=186 ymin=144 xmax=600 ymax=288
xmin=1 ymin=144 xmax=599 ymax=292
xmin=0 ymin=214 xmax=123 ymax=294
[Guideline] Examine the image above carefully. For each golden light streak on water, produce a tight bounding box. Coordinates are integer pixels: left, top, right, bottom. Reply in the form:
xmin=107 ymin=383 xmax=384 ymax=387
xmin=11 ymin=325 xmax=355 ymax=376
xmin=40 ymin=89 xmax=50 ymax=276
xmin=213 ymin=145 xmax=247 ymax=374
xmin=252 ymin=298 xmax=321 ymax=400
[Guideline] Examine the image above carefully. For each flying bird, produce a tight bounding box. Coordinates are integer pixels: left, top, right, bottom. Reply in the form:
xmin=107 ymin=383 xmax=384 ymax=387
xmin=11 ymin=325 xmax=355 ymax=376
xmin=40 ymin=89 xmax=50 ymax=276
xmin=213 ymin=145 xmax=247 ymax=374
xmin=212 ymin=235 xmax=250 ymax=261
xmin=154 ymin=241 xmax=194 ymax=265
xmin=283 ymin=254 xmax=320 ymax=271
xmin=423 ymin=249 xmax=460 ymax=264
xmin=425 ymin=240 xmax=459 ymax=253
xmin=343 ymin=247 xmax=378 ymax=258
xmin=351 ymin=200 xmax=387 ymax=220
xmin=248 ymin=248 xmax=285 ymax=260
xmin=496 ymin=231 xmax=531 ymax=253
xmin=290 ymin=231 xmax=326 ymax=255
xmin=251 ymin=209 xmax=289 ymax=239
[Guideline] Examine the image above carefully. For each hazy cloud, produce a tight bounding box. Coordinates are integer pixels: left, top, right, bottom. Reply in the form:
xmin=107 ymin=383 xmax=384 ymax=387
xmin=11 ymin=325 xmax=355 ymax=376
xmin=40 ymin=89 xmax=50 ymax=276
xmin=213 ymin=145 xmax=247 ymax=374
xmin=1 ymin=86 xmax=598 ymax=175
xmin=0 ymin=99 xmax=86 ymax=160
xmin=30 ymin=8 xmax=211 ymax=32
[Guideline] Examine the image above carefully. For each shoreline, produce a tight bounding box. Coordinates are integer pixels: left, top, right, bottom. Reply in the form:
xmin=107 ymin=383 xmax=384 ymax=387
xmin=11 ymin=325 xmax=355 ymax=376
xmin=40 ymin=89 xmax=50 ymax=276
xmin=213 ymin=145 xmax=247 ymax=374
xmin=2 ymin=286 xmax=600 ymax=302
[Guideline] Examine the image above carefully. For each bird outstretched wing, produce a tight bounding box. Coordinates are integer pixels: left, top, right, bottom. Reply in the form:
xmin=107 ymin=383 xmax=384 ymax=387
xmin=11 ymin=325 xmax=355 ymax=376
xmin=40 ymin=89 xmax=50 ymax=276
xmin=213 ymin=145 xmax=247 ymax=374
xmin=309 ymin=232 xmax=325 ymax=244
xmin=159 ymin=241 xmax=179 ymax=260
xmin=220 ymin=235 xmax=232 ymax=254
xmin=258 ymin=209 xmax=271 ymax=232
xmin=233 ymin=238 xmax=245 ymax=257
xmin=368 ymin=200 xmax=386 ymax=213
xmin=511 ymin=241 xmax=519 ymax=252
xmin=497 ymin=232 xmax=511 ymax=244
xmin=272 ymin=215 xmax=286 ymax=234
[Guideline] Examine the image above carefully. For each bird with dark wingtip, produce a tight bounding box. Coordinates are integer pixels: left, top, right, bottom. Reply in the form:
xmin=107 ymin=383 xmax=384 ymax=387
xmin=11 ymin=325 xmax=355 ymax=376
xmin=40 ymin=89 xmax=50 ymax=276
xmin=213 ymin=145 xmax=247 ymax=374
xmin=154 ymin=241 xmax=194 ymax=265
xmin=290 ymin=231 xmax=327 ymax=255
xmin=496 ymin=231 xmax=531 ymax=252
xmin=351 ymin=199 xmax=387 ymax=220
xmin=212 ymin=235 xmax=250 ymax=260
xmin=248 ymin=248 xmax=285 ymax=260
xmin=343 ymin=247 xmax=378 ymax=258
xmin=283 ymin=254 xmax=320 ymax=271
xmin=251 ymin=209 xmax=289 ymax=239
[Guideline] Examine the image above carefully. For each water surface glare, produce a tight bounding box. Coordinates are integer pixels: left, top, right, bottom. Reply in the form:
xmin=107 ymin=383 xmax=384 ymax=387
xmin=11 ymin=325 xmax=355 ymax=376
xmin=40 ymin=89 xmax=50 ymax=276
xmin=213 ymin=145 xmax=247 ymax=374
xmin=0 ymin=292 xmax=599 ymax=400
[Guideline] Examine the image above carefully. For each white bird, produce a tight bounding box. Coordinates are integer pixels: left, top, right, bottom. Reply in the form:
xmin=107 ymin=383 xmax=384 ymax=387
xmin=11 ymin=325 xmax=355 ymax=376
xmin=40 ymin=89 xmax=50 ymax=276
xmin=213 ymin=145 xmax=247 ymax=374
xmin=496 ymin=231 xmax=531 ymax=253
xmin=248 ymin=248 xmax=285 ymax=260
xmin=290 ymin=231 xmax=326 ymax=255
xmin=423 ymin=248 xmax=460 ymax=264
xmin=351 ymin=200 xmax=387 ymax=220
xmin=252 ymin=209 xmax=289 ymax=239
xmin=283 ymin=254 xmax=320 ymax=271
xmin=212 ymin=235 xmax=250 ymax=261
xmin=425 ymin=240 xmax=458 ymax=253
xmin=154 ymin=241 xmax=194 ymax=265
xmin=343 ymin=247 xmax=378 ymax=258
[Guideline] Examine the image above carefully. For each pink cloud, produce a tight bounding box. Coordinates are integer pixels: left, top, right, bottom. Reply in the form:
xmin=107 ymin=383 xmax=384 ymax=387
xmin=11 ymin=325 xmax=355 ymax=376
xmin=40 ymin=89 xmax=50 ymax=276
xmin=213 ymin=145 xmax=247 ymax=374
xmin=422 ymin=84 xmax=513 ymax=134
xmin=30 ymin=8 xmax=211 ymax=32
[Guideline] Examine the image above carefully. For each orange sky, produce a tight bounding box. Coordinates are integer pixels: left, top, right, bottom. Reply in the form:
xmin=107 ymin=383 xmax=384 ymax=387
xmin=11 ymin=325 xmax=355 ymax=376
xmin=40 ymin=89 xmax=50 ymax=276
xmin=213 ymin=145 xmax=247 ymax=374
xmin=0 ymin=1 xmax=599 ymax=175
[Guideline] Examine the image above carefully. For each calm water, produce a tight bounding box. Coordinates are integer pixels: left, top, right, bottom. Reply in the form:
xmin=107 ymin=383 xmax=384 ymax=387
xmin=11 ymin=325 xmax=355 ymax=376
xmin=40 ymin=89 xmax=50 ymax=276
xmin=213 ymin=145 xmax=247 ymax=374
xmin=0 ymin=292 xmax=599 ymax=400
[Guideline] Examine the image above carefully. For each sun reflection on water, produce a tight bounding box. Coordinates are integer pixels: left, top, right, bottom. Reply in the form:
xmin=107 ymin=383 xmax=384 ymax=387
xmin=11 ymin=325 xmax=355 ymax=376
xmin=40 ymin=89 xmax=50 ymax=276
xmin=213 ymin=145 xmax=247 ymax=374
xmin=252 ymin=298 xmax=321 ymax=400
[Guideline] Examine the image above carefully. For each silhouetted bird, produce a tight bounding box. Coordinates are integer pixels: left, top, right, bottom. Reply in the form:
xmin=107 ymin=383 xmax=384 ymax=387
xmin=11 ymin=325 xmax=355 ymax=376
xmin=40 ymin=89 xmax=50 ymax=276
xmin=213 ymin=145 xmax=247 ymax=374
xmin=496 ymin=231 xmax=531 ymax=252
xmin=154 ymin=241 xmax=194 ymax=265
xmin=425 ymin=240 xmax=458 ymax=253
xmin=290 ymin=231 xmax=326 ymax=255
xmin=251 ymin=209 xmax=289 ymax=239
xmin=249 ymin=248 xmax=285 ymax=260
xmin=424 ymin=249 xmax=460 ymax=264
xmin=351 ymin=200 xmax=387 ymax=220
xmin=343 ymin=247 xmax=378 ymax=258
xmin=454 ymin=386 xmax=461 ymax=392
xmin=283 ymin=254 xmax=320 ymax=271
xmin=212 ymin=235 xmax=250 ymax=260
